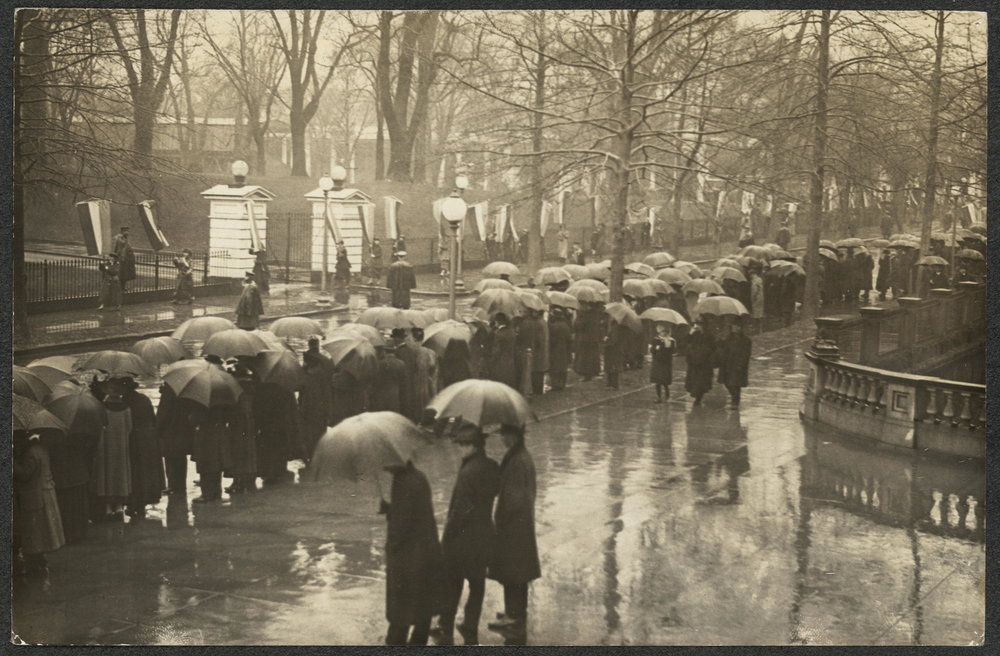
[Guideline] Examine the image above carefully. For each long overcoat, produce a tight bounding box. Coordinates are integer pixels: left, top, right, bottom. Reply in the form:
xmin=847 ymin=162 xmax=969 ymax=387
xmin=875 ymin=252 xmax=891 ymax=293
xmin=488 ymin=441 xmax=541 ymax=584
xmin=684 ymin=329 xmax=716 ymax=397
xmin=603 ymin=321 xmax=627 ymax=375
xmin=387 ymin=262 xmax=417 ymax=309
xmin=573 ymin=306 xmax=603 ymax=377
xmin=717 ymin=332 xmax=752 ymax=389
xmin=487 ymin=325 xmax=518 ymax=389
xmin=156 ymin=384 xmax=196 ymax=458
xmin=439 ymin=340 xmax=470 ymax=389
xmin=126 ymin=389 xmax=165 ymax=507
xmin=191 ymin=404 xmax=238 ymax=474
xmin=394 ymin=343 xmax=419 ymax=421
xmin=371 ymin=355 xmax=407 ymax=414
xmin=254 ymin=382 xmax=297 ymax=479
xmin=14 ymin=442 xmax=65 ymax=555
xmin=330 ymin=370 xmax=367 ymax=426
xmin=442 ymin=449 xmax=500 ymax=579
xmin=92 ymin=407 xmax=132 ymax=498
xmin=649 ymin=336 xmax=675 ymax=385
xmin=300 ymin=352 xmax=335 ymax=450
xmin=413 ymin=344 xmax=439 ymax=416
xmin=385 ymin=463 xmax=444 ymax=625
xmin=547 ymin=316 xmax=573 ymax=375
xmin=519 ymin=315 xmax=549 ymax=373
xmin=225 ymin=383 xmax=258 ymax=479
xmin=235 ymin=282 xmax=264 ymax=330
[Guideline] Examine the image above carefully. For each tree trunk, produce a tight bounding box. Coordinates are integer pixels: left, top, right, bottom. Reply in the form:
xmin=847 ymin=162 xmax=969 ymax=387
xmin=253 ymin=128 xmax=267 ymax=175
xmin=289 ymin=96 xmax=308 ymax=176
xmin=920 ymin=11 xmax=945 ymax=254
xmin=375 ymin=90 xmax=385 ymax=180
xmin=387 ymin=134 xmax=413 ymax=181
xmin=527 ymin=46 xmax=547 ymax=274
xmin=133 ymin=97 xmax=156 ymax=161
xmin=609 ymin=12 xmax=638 ymax=304
xmin=802 ymin=9 xmax=831 ymax=320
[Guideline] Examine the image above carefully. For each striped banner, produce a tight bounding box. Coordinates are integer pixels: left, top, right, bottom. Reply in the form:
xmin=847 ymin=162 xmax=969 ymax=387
xmin=540 ymin=200 xmax=552 ymax=236
xmin=245 ymin=200 xmax=263 ymax=250
xmin=384 ymin=196 xmax=402 ymax=239
xmin=495 ymin=205 xmax=509 ymax=242
xmin=323 ymin=198 xmax=342 ymax=243
xmin=137 ymin=200 xmax=169 ymax=250
xmin=76 ymin=199 xmax=112 ymax=255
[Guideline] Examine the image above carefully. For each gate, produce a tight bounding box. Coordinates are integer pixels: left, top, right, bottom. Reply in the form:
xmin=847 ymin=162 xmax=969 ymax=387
xmin=266 ymin=213 xmax=314 ymax=283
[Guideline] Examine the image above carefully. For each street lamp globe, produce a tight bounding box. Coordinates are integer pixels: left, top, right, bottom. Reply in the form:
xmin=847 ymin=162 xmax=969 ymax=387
xmin=330 ymin=165 xmax=347 ymax=186
xmin=441 ymin=195 xmax=468 ymax=225
xmin=455 ymin=174 xmax=470 ymax=191
xmin=231 ymin=160 xmax=249 ymax=187
xmin=318 ymin=174 xmax=335 ymax=193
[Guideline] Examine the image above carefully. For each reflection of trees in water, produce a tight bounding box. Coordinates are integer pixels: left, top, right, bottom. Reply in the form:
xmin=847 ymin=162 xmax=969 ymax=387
xmin=603 ymin=443 xmax=626 ymax=637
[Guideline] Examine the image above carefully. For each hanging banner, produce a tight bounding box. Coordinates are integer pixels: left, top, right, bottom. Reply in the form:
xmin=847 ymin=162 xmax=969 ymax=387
xmin=384 ymin=196 xmax=403 ymax=239
xmin=356 ymin=205 xmax=372 ymax=246
xmin=591 ymin=195 xmax=600 ymax=226
xmin=764 ymin=195 xmax=773 ymax=216
xmin=495 ymin=205 xmax=509 ymax=242
xmin=432 ymin=197 xmax=444 ymax=225
xmin=244 ymin=200 xmax=263 ymax=251
xmin=509 ymin=208 xmax=520 ymax=243
xmin=540 ymin=200 xmax=552 ymax=236
xmin=76 ymin=199 xmax=112 ymax=256
xmin=715 ymin=190 xmax=727 ymax=218
xmin=558 ymin=189 xmax=567 ymax=225
xmin=323 ymin=198 xmax=342 ymax=243
xmin=696 ymin=171 xmax=707 ymax=203
xmin=137 ymin=200 xmax=169 ymax=251
xmin=740 ymin=191 xmax=755 ymax=215
xmin=966 ymin=202 xmax=979 ymax=226
xmin=862 ymin=191 xmax=870 ymax=208
xmin=472 ymin=202 xmax=488 ymax=242
xmin=648 ymin=206 xmax=657 ymax=234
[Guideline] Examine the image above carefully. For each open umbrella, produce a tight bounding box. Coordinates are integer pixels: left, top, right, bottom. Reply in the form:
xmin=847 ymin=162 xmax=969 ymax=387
xmin=131 ymin=336 xmax=190 ymax=367
xmin=482 ymin=261 xmax=520 ymax=278
xmin=761 ymin=242 xmax=782 ymax=252
xmin=26 ymin=356 xmax=77 ymax=388
xmin=623 ymin=279 xmax=649 ymax=298
xmin=770 ymin=261 xmax=806 ymax=277
xmin=322 ymin=335 xmax=379 ymax=381
xmin=888 ymin=240 xmax=916 ymax=249
xmin=643 ymin=279 xmax=672 ymax=296
xmin=570 ymin=278 xmax=609 ymax=293
xmin=565 ymin=285 xmax=606 ymax=303
xmin=655 ymin=268 xmax=691 ymax=286
xmin=43 ymin=380 xmax=107 ymax=435
xmin=819 ymin=239 xmax=838 ymax=250
xmin=770 ymin=249 xmax=795 ymax=261
xmin=13 ymin=394 xmax=68 ymax=433
xmin=714 ymin=258 xmax=743 ymax=271
xmin=671 ymin=261 xmax=704 ymax=278
xmin=423 ymin=320 xmax=474 ymax=355
xmin=836 ymin=237 xmax=865 ymax=248
xmin=563 ymin=264 xmax=590 ymax=280
xmin=889 ymin=233 xmax=918 ymax=242
xmin=625 ymin=262 xmax=655 ymax=278
xmin=14 ymin=366 xmax=53 ymax=402
xmin=956 ymin=249 xmax=984 ymax=261
xmin=547 ymin=291 xmax=580 ymax=310
xmin=818 ymin=248 xmax=839 ymax=261
xmin=423 ymin=308 xmax=450 ymax=324
xmin=305 ymin=412 xmax=429 ymax=492
xmin=517 ymin=291 xmax=548 ymax=312
xmin=643 ymin=252 xmax=676 ymax=269
xmin=692 ymin=295 xmax=749 ymax=318
xmin=917 ymin=255 xmax=949 ymax=267
xmin=474 ymin=278 xmax=516 ymax=293
xmin=357 ymin=307 xmax=410 ymax=330
xmin=969 ymin=225 xmax=987 ymax=236
xmin=536 ymin=267 xmax=572 ymax=286
xmin=682 ymin=278 xmax=725 ymax=295
xmin=333 ymin=323 xmax=386 ymax=346
xmin=867 ymin=238 xmax=891 ymax=249
xmin=401 ymin=309 xmax=432 ymax=329
xmin=428 ymin=379 xmax=537 ymax=427
xmin=472 ymin=288 xmax=525 ymax=317
xmin=203 ymin=329 xmax=270 ymax=359
xmin=604 ymin=302 xmax=643 ymax=333
xmin=711 ymin=266 xmax=747 ymax=283
xmin=269 ymin=316 xmax=323 ymax=340
xmin=740 ymin=245 xmax=772 ymax=260
xmin=162 ymin=359 xmax=243 ymax=408
xmin=584 ymin=262 xmax=611 ymax=280
xmin=77 ymin=350 xmax=155 ymax=378
xmin=172 ymin=316 xmax=236 ymax=342
xmin=639 ymin=307 xmax=689 ymax=325
xmin=255 ymin=350 xmax=306 ymax=392
xmin=931 ymin=232 xmax=959 ymax=245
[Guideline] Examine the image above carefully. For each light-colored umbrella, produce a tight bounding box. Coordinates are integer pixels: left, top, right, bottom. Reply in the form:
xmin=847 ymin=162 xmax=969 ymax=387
xmin=43 ymin=380 xmax=107 ymax=435
xmin=740 ymin=245 xmax=772 ymax=260
xmin=655 ymin=268 xmax=692 ymax=286
xmin=423 ymin=320 xmax=474 ymax=355
xmin=714 ymin=258 xmax=743 ymax=271
xmin=969 ymin=225 xmax=986 ymax=236
xmin=836 ymin=237 xmax=865 ymax=249
xmin=569 ymin=279 xmax=609 ymax=293
xmin=584 ymin=262 xmax=611 ymax=280
xmin=428 ymin=379 xmax=537 ymax=427
xmin=517 ymin=291 xmax=548 ymax=312
xmin=711 ymin=266 xmax=747 ymax=283
xmin=255 ymin=350 xmax=307 ymax=392
xmin=604 ymin=302 xmax=643 ymax=333
xmin=692 ymin=295 xmax=749 ymax=318
xmin=563 ymin=264 xmax=590 ymax=280
xmin=269 ymin=316 xmax=323 ymax=340
xmin=202 ymin=329 xmax=270 ymax=359
xmin=423 ymin=308 xmax=450 ymax=324
xmin=819 ymin=239 xmax=839 ymax=250
xmin=625 ymin=262 xmax=655 ymax=277
xmin=672 ymin=261 xmax=704 ymax=278
xmin=639 ymin=307 xmax=689 ymax=325
xmin=26 ymin=356 xmax=77 ymax=388
xmin=162 ymin=359 xmax=243 ymax=408
xmin=13 ymin=394 xmax=68 ymax=433
xmin=643 ymin=252 xmax=676 ymax=269
xmin=956 ymin=249 xmax=984 ymax=261
xmin=565 ymin=285 xmax=606 ymax=303
xmin=818 ymin=248 xmax=840 ymax=261
xmin=472 ymin=288 xmax=524 ymax=318
xmin=357 ymin=307 xmax=410 ymax=330
xmin=772 ymin=261 xmax=806 ymax=277
xmin=474 ymin=278 xmax=516 ymax=293
xmin=131 ymin=336 xmax=190 ymax=367
xmin=643 ymin=279 xmax=672 ymax=296
xmin=622 ymin=279 xmax=649 ymax=298
xmin=547 ymin=291 xmax=580 ymax=310
xmin=77 ymin=350 xmax=155 ymax=378
xmin=172 ymin=316 xmax=236 ymax=342
xmin=770 ymin=249 xmax=795 ymax=261
xmin=536 ymin=267 xmax=572 ymax=285
xmin=761 ymin=242 xmax=782 ymax=252
xmin=917 ymin=255 xmax=949 ymax=266
xmin=888 ymin=240 xmax=916 ymax=249
xmin=482 ymin=261 xmax=520 ymax=277
xmin=682 ymin=279 xmax=725 ymax=295
xmin=333 ymin=323 xmax=385 ymax=346
xmin=867 ymin=238 xmax=890 ymax=249
xmin=321 ymin=335 xmax=379 ymax=381
xmin=14 ymin=366 xmax=52 ymax=402
xmin=401 ymin=309 xmax=432 ymax=329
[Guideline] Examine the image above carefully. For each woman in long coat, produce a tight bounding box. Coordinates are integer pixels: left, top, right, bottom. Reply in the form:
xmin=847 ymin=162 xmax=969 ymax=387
xmin=254 ymin=382 xmax=297 ymax=484
xmin=384 ymin=461 xmax=444 ymax=646
xmin=875 ymin=249 xmax=892 ymax=301
xmin=156 ymin=384 xmax=196 ymax=495
xmin=684 ymin=323 xmax=716 ymax=405
xmin=235 ymin=274 xmax=264 ymax=330
xmin=98 ymin=254 xmax=123 ymax=311
xmin=225 ymin=372 xmax=259 ymax=493
xmin=370 ymin=349 xmax=407 ymax=414
xmin=48 ymin=429 xmax=98 ymax=543
xmin=717 ymin=323 xmax=752 ymax=406
xmin=547 ymin=308 xmax=573 ymax=391
xmin=124 ymin=380 xmax=164 ymax=516
xmin=300 ymin=346 xmax=335 ymax=450
xmin=412 ymin=335 xmax=439 ymax=416
xmin=487 ymin=314 xmax=518 ymax=389
xmin=468 ymin=324 xmax=492 ymax=378
xmin=603 ymin=319 xmax=627 ymax=391
xmin=573 ymin=303 xmax=603 ymax=381
xmin=190 ymin=401 xmax=237 ymax=503
xmin=439 ymin=339 xmax=471 ymax=389
xmin=14 ymin=433 xmax=65 ymax=573
xmin=90 ymin=377 xmax=132 ymax=518
xmin=487 ymin=424 xmax=540 ymax=633
xmin=649 ymin=325 xmax=676 ymax=403
xmin=330 ymin=370 xmax=367 ymax=426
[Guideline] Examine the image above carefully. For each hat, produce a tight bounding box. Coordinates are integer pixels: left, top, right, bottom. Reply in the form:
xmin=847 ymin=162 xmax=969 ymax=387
xmin=453 ymin=423 xmax=484 ymax=445
xmin=390 ymin=328 xmax=407 ymax=339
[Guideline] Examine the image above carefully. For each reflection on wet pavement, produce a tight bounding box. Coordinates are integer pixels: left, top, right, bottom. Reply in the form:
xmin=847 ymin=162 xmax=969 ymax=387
xmin=11 ymin=325 xmax=984 ymax=646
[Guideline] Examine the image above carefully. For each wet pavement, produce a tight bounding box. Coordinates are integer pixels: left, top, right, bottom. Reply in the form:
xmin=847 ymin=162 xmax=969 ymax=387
xmin=10 ymin=319 xmax=985 ymax=646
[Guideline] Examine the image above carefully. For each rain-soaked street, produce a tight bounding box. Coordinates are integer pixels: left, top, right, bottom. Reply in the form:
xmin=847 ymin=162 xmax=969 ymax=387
xmin=11 ymin=318 xmax=985 ymax=646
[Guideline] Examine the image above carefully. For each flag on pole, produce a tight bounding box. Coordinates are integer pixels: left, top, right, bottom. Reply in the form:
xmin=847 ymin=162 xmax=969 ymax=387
xmin=76 ymin=199 xmax=112 ymax=256
xmin=966 ymin=202 xmax=978 ymax=226
xmin=136 ymin=200 xmax=169 ymax=250
xmin=357 ymin=205 xmax=372 ymax=246
xmin=384 ymin=196 xmax=403 ymax=240
xmin=245 ymin=200 xmax=263 ymax=250
xmin=432 ymin=198 xmax=444 ymax=226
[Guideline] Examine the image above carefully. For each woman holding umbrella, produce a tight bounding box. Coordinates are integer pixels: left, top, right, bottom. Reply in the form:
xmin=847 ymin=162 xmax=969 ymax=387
xmin=235 ymin=271 xmax=264 ymax=330
xmin=487 ymin=313 xmax=518 ymax=389
xmin=14 ymin=431 xmax=65 ymax=575
xmin=300 ymin=338 xmax=335 ymax=454
xmin=875 ymin=247 xmax=892 ymax=301
xmin=716 ymin=321 xmax=752 ymax=407
xmin=440 ymin=339 xmax=472 ymax=389
xmin=603 ymin=313 xmax=627 ymax=391
xmin=547 ymin=307 xmax=573 ymax=392
xmin=573 ymin=302 xmax=603 ymax=382
xmin=97 ymin=253 xmax=123 ymax=311
xmin=685 ymin=321 xmax=716 ymax=406
xmin=122 ymin=376 xmax=164 ymax=517
xmin=156 ymin=383 xmax=197 ymax=496
xmin=89 ymin=376 xmax=133 ymax=519
xmin=649 ymin=321 xmax=677 ymax=403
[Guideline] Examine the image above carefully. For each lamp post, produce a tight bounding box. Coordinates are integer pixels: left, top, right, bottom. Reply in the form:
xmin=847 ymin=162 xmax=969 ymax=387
xmin=230 ymin=159 xmax=249 ymax=187
xmin=316 ymin=166 xmax=347 ymax=308
xmin=441 ymin=175 xmax=469 ymax=319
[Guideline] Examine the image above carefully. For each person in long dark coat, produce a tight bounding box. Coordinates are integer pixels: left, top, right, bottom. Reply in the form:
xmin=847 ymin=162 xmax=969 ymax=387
xmin=717 ymin=322 xmax=752 ymax=406
xmin=603 ymin=319 xmax=627 ymax=391
xmin=387 ymin=257 xmax=417 ymax=309
xmin=253 ymin=382 xmax=297 ymax=484
xmin=487 ymin=424 xmax=540 ymax=635
xmin=649 ymin=324 xmax=676 ymax=403
xmin=432 ymin=425 xmax=500 ymax=645
xmin=300 ymin=342 xmax=335 ymax=455
xmin=573 ymin=303 xmax=603 ymax=381
xmin=331 ymin=369 xmax=368 ymax=426
xmin=371 ymin=347 xmax=408 ymax=414
xmin=14 ymin=433 xmax=65 ymax=574
xmin=156 ymin=384 xmax=196 ymax=496
xmin=684 ymin=322 xmax=715 ymax=405
xmin=875 ymin=249 xmax=891 ymax=301
xmin=98 ymin=254 xmax=123 ymax=311
xmin=547 ymin=308 xmax=573 ymax=391
xmin=487 ymin=314 xmax=518 ymax=389
xmin=124 ymin=379 xmax=164 ymax=516
xmin=518 ymin=310 xmax=549 ymax=396
xmin=440 ymin=339 xmax=472 ymax=389
xmin=235 ymin=273 xmax=264 ymax=330
xmin=225 ymin=367 xmax=259 ymax=494
xmin=334 ymin=241 xmax=351 ymax=286
xmin=47 ymin=429 xmax=98 ymax=544
xmin=774 ymin=217 xmax=791 ymax=250
xmin=112 ymin=226 xmax=136 ymax=291
xmin=250 ymin=248 xmax=271 ymax=295
xmin=857 ymin=250 xmax=875 ymax=303
xmin=171 ymin=249 xmax=195 ymax=304
xmin=392 ymin=329 xmax=420 ymax=420
xmin=384 ymin=460 xmax=444 ymax=646
xmin=90 ymin=377 xmax=132 ymax=518
xmin=468 ymin=324 xmax=492 ymax=379
xmin=191 ymin=400 xmax=238 ymax=503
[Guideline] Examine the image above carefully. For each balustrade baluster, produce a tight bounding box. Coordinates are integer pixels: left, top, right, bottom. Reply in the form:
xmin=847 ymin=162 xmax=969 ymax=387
xmin=838 ymin=371 xmax=851 ymax=402
xmin=924 ymin=387 xmax=938 ymax=423
xmin=956 ymin=496 xmax=970 ymax=533
xmin=847 ymin=374 xmax=860 ymax=406
xmin=857 ymin=377 xmax=870 ymax=408
xmin=826 ymin=370 xmax=840 ymax=400
xmin=958 ymin=392 xmax=972 ymax=427
xmin=865 ymin=376 xmax=877 ymax=409
xmin=940 ymin=389 xmax=955 ymax=423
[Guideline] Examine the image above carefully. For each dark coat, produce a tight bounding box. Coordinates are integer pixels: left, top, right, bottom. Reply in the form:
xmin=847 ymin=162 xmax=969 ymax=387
xmin=191 ymin=403 xmax=239 ymax=474
xmin=469 ymin=328 xmax=491 ymax=378
xmin=518 ymin=315 xmax=549 ymax=373
xmin=440 ymin=340 xmax=472 ymax=389
xmin=253 ymin=383 xmax=297 ymax=479
xmin=14 ymin=443 xmax=65 ymax=555
xmin=649 ymin=336 xmax=675 ymax=385
xmin=387 ymin=262 xmax=417 ymax=309
xmin=330 ymin=370 xmax=367 ymax=425
xmin=573 ymin=307 xmax=603 ymax=377
xmin=489 ymin=441 xmax=541 ymax=584
xmin=547 ymin=316 xmax=573 ymax=374
xmin=371 ymin=355 xmax=407 ymax=414
xmin=156 ymin=384 xmax=197 ymax=457
xmin=488 ymin=325 xmax=518 ymax=388
xmin=394 ymin=343 xmax=420 ymax=421
xmin=875 ymin=252 xmax=891 ymax=292
xmin=685 ymin=329 xmax=716 ymax=396
xmin=442 ymin=450 xmax=500 ymax=579
xmin=225 ymin=385 xmax=258 ymax=479
xmin=717 ymin=332 xmax=752 ymax=388
xmin=385 ymin=463 xmax=444 ymax=625
xmin=113 ymin=236 xmax=137 ymax=283
xmin=300 ymin=352 xmax=335 ymax=449
xmin=603 ymin=322 xmax=627 ymax=375
xmin=126 ymin=389 xmax=164 ymax=506
xmin=235 ymin=282 xmax=264 ymax=329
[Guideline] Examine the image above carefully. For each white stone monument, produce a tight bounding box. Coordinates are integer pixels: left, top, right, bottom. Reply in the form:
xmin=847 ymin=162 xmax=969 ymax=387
xmin=200 ymin=161 xmax=276 ymax=279
xmin=304 ymin=185 xmax=374 ymax=277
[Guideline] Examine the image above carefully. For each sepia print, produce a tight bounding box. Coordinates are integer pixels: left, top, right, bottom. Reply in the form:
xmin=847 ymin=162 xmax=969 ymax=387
xmin=11 ymin=8 xmax=986 ymax=646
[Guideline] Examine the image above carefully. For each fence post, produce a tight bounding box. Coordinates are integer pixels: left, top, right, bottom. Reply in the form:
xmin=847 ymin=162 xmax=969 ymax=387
xmin=154 ymin=254 xmax=160 ymax=290
xmin=285 ymin=213 xmax=292 ymax=284
xmin=43 ymin=260 xmax=49 ymax=301
xmin=203 ymin=252 xmax=210 ymax=284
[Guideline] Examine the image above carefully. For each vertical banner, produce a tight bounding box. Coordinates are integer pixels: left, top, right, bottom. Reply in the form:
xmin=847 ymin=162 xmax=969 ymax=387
xmin=591 ymin=195 xmax=600 ymax=226
xmin=356 ymin=205 xmax=370 ymax=245
xmin=76 ymin=199 xmax=112 ymax=256
xmin=740 ymin=191 xmax=755 ymax=215
xmin=715 ymin=190 xmax=727 ymax=217
xmin=323 ymin=198 xmax=342 ymax=243
xmin=432 ymin=198 xmax=448 ymax=242
xmin=495 ymin=205 xmax=509 ymax=242
xmin=696 ymin=171 xmax=707 ymax=203
xmin=966 ymin=202 xmax=978 ymax=226
xmin=540 ymin=200 xmax=552 ymax=236
xmin=764 ymin=195 xmax=773 ymax=216
xmin=475 ymin=202 xmax=488 ymax=242
xmin=137 ymin=200 xmax=169 ymax=250
xmin=465 ymin=205 xmax=480 ymax=241
xmin=245 ymin=200 xmax=263 ymax=250
xmin=558 ymin=189 xmax=567 ymax=225
xmin=648 ymin=206 xmax=657 ymax=235
xmin=384 ymin=196 xmax=402 ymax=239
xmin=509 ymin=208 xmax=520 ymax=243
